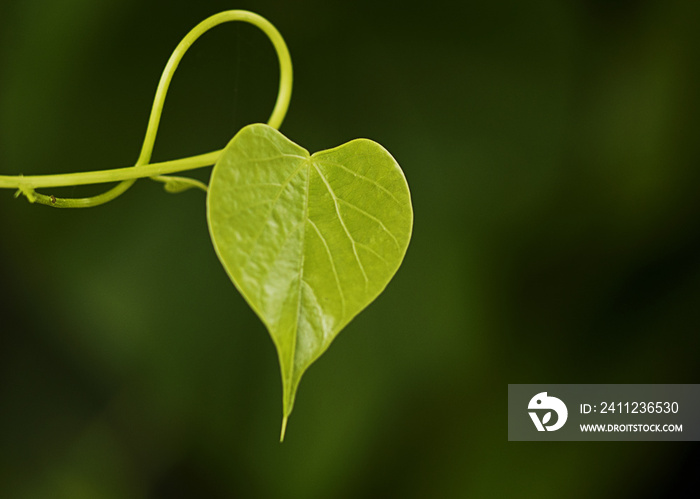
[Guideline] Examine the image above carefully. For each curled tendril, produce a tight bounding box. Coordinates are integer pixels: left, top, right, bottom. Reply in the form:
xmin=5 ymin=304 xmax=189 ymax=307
xmin=0 ymin=10 xmax=293 ymax=208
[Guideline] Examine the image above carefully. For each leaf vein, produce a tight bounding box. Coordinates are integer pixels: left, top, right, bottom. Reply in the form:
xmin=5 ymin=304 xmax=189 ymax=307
xmin=289 ymin=162 xmax=312 ymax=397
xmin=240 ymin=161 xmax=306 ymax=269
xmin=315 ymin=159 xmax=403 ymax=205
xmin=257 ymin=219 xmax=306 ymax=308
xmin=336 ymin=198 xmax=401 ymax=250
xmin=307 ymin=218 xmax=346 ymax=316
xmin=355 ymin=242 xmax=390 ymax=265
xmin=300 ymin=279 xmax=320 ymax=312
xmin=312 ymin=162 xmax=369 ymax=286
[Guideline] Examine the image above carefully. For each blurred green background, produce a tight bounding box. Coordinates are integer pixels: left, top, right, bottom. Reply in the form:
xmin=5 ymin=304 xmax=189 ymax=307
xmin=1 ymin=0 xmax=699 ymax=497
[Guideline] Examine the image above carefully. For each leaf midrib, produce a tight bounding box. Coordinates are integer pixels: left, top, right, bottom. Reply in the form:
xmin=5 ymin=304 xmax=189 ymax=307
xmin=288 ymin=159 xmax=312 ymax=397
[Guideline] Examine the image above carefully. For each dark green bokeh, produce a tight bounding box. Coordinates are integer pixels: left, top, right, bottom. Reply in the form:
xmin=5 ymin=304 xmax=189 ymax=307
xmin=1 ymin=0 xmax=699 ymax=497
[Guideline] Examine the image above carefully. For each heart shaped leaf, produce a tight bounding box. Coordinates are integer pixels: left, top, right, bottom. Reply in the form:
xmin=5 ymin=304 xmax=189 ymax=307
xmin=207 ymin=123 xmax=413 ymax=439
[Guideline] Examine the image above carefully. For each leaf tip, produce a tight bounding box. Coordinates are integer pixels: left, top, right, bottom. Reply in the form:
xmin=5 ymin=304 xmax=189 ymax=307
xmin=280 ymin=414 xmax=289 ymax=442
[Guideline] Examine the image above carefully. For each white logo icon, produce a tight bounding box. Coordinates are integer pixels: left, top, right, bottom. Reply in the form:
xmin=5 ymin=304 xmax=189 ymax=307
xmin=528 ymin=392 xmax=568 ymax=431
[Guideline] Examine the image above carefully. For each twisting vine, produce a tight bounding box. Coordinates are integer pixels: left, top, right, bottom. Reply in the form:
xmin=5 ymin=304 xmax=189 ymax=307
xmin=1 ymin=10 xmax=413 ymax=441
xmin=0 ymin=10 xmax=292 ymax=207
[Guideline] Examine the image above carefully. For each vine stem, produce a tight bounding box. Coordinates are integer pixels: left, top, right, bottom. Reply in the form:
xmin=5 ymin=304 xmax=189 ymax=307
xmin=0 ymin=10 xmax=292 ymax=207
xmin=1 ymin=151 xmax=219 ymax=189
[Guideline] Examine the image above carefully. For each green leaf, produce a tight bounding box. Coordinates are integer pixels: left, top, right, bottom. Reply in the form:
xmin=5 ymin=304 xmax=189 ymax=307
xmin=206 ymin=123 xmax=413 ymax=439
